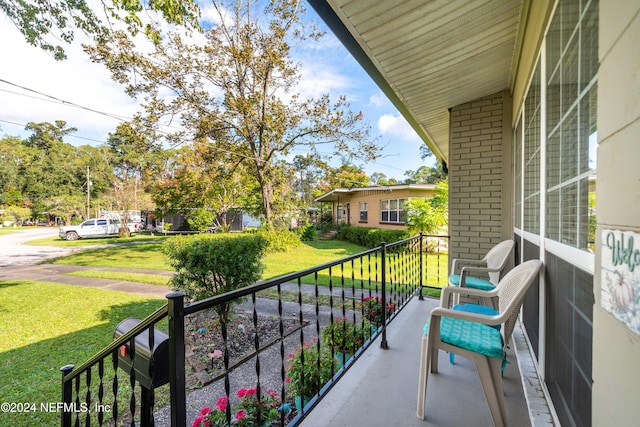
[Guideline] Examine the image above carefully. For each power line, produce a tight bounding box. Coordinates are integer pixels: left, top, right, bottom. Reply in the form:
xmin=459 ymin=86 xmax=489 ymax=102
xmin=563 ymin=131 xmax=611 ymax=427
xmin=0 ymin=78 xmax=131 ymax=123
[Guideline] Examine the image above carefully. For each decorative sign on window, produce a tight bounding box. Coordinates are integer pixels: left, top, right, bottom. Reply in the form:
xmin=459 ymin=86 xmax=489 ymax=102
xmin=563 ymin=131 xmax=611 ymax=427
xmin=601 ymin=229 xmax=640 ymax=335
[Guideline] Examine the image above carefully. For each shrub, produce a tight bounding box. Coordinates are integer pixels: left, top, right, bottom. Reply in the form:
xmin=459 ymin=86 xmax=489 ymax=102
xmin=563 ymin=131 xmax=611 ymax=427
xmin=164 ymin=234 xmax=268 ymax=323
xmin=256 ymin=228 xmax=301 ymax=252
xmin=336 ymin=225 xmax=409 ymax=248
xmin=297 ymin=224 xmax=318 ymax=241
xmin=187 ymin=208 xmax=216 ymax=232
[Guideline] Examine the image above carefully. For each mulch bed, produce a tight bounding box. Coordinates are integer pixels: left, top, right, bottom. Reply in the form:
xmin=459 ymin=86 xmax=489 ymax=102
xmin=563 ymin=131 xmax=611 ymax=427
xmin=184 ymin=309 xmax=303 ymax=390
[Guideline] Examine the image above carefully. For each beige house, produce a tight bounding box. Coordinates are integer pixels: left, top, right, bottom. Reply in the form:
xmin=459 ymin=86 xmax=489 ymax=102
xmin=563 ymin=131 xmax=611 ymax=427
xmin=309 ymin=0 xmax=639 ymax=425
xmin=315 ymin=184 xmax=436 ymax=230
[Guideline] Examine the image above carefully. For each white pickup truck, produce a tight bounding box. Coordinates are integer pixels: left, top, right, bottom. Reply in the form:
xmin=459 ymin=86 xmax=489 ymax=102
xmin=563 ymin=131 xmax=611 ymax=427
xmin=58 ymin=218 xmax=122 ymax=241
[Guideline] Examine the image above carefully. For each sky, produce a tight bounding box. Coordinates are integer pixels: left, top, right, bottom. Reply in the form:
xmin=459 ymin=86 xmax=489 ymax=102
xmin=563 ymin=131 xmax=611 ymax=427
xmin=0 ymin=2 xmax=434 ymax=181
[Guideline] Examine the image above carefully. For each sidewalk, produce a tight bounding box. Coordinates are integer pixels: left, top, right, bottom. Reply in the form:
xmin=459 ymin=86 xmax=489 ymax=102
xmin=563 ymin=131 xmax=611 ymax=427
xmin=0 ymin=263 xmax=172 ymax=298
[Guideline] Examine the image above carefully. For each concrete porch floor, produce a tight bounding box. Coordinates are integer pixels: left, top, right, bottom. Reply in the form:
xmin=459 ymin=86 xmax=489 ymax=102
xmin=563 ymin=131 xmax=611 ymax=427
xmin=300 ymin=296 xmax=554 ymax=427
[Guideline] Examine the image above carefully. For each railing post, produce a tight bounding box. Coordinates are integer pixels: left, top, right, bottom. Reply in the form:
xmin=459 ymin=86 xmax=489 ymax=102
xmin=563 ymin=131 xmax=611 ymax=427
xmin=167 ymin=292 xmax=186 ymax=427
xmin=60 ymin=364 xmax=74 ymax=427
xmin=380 ymin=242 xmax=388 ymax=349
xmin=419 ymin=233 xmax=424 ymax=300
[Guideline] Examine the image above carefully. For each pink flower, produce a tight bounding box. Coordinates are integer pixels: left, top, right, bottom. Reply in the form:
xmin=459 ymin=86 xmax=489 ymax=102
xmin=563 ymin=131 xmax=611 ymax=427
xmin=199 ymin=407 xmax=212 ymax=416
xmin=246 ymin=388 xmax=257 ymax=395
xmin=215 ymin=396 xmax=228 ymax=411
xmin=204 ymin=421 xmax=212 ymax=427
xmin=235 ymin=410 xmax=246 ymax=420
xmin=285 ymin=377 xmax=291 ymax=384
xmin=267 ymin=389 xmax=278 ymax=397
xmin=212 ymin=349 xmax=223 ymax=359
xmin=192 ymin=415 xmax=204 ymax=427
xmin=237 ymin=388 xmax=248 ymax=398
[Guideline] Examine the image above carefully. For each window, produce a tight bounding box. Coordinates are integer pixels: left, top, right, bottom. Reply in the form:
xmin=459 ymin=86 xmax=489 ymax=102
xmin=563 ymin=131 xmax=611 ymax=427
xmin=359 ymin=202 xmax=368 ymax=222
xmin=545 ymin=0 xmax=597 ymax=252
xmin=380 ymin=198 xmax=406 ymax=223
xmin=97 ymin=219 xmax=107 ymax=226
xmin=336 ymin=204 xmax=343 ymax=221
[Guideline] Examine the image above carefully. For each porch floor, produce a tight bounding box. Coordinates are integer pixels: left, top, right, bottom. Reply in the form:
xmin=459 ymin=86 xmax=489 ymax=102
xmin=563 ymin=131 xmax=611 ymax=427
xmin=300 ymin=296 xmax=551 ymax=427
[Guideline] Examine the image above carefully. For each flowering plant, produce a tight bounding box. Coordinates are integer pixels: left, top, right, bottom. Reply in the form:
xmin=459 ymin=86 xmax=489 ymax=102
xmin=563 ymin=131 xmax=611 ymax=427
xmin=192 ymin=388 xmax=281 ymax=427
xmin=360 ymin=296 xmax=395 ymax=326
xmin=285 ymin=339 xmax=336 ymax=398
xmin=322 ymin=318 xmax=365 ymax=353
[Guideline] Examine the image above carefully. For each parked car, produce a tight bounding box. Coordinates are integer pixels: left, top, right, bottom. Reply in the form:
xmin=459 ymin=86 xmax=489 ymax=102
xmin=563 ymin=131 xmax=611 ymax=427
xmin=58 ymin=218 xmax=121 ymax=241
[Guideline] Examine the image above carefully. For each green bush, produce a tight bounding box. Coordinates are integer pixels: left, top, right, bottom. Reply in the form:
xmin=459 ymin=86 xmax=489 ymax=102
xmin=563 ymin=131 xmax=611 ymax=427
xmin=164 ymin=234 xmax=268 ymax=323
xmin=256 ymin=228 xmax=301 ymax=252
xmin=297 ymin=224 xmax=319 ymax=241
xmin=336 ymin=225 xmax=409 ymax=248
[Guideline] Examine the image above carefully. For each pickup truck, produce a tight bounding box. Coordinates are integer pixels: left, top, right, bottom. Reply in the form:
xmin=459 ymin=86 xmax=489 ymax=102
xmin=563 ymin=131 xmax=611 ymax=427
xmin=58 ymin=218 xmax=122 ymax=241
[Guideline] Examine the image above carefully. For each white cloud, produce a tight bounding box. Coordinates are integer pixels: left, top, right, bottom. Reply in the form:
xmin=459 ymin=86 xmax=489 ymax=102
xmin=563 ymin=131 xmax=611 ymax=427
xmin=369 ymin=91 xmax=388 ymax=107
xmin=0 ymin=14 xmax=141 ymax=144
xmin=377 ymin=113 xmax=420 ymax=142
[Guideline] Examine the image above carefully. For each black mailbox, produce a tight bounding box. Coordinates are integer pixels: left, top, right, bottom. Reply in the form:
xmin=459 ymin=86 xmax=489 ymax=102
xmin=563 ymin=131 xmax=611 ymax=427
xmin=113 ymin=318 xmax=170 ymax=389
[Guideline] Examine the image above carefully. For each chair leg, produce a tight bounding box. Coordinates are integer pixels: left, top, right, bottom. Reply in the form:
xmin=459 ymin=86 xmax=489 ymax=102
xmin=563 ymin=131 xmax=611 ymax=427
xmin=475 ymin=356 xmax=507 ymax=427
xmin=417 ymin=336 xmax=430 ymax=419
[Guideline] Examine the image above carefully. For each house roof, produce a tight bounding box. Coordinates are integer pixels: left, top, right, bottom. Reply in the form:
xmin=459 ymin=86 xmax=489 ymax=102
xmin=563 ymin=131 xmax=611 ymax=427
xmin=315 ymin=183 xmax=437 ymax=202
xmin=308 ymin=0 xmax=526 ymax=165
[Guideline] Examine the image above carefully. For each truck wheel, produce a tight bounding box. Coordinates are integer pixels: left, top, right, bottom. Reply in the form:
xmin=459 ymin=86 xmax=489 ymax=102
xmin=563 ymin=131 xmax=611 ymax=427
xmin=65 ymin=231 xmax=79 ymax=241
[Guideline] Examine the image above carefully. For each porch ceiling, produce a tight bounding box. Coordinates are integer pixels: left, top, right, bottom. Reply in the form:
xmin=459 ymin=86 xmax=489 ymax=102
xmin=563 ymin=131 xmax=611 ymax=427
xmin=308 ymin=0 xmax=525 ymax=164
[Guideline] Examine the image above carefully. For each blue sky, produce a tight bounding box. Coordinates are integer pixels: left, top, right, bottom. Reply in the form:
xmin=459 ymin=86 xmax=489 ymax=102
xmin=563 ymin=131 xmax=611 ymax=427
xmin=0 ymin=2 xmax=434 ymax=181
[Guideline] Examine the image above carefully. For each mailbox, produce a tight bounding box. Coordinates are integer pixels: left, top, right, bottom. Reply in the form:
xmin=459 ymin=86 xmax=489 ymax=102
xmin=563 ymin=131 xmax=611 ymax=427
xmin=113 ymin=318 xmax=170 ymax=389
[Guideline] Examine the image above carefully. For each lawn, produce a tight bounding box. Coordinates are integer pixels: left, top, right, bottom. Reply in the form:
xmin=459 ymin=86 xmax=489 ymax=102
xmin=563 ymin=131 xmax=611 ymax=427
xmin=0 ymin=281 xmax=165 ymax=427
xmin=48 ymin=237 xmax=449 ymax=290
xmin=27 ymin=233 xmax=168 ymax=247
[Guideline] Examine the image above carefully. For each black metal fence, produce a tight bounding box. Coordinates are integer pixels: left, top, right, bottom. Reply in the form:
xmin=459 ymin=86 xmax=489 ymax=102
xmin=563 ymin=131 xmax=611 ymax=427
xmin=60 ymin=234 xmax=448 ymax=426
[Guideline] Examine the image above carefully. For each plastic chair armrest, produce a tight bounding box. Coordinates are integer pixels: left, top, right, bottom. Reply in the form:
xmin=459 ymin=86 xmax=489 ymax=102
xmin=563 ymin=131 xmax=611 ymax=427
xmin=452 ymin=258 xmax=486 ymax=274
xmin=430 ymin=306 xmax=503 ymax=326
xmin=440 ymin=285 xmax=499 ymax=308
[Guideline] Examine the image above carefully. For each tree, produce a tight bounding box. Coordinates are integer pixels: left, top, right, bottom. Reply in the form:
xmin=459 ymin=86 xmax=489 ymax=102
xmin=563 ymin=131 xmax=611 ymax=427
xmin=107 ymin=120 xmax=162 ymax=222
xmin=370 ymin=172 xmax=399 ymax=186
xmin=405 ymin=180 xmax=448 ymax=235
xmin=86 ymin=0 xmax=379 ymax=228
xmin=404 ymin=163 xmax=447 ymax=184
xmin=1 ymin=0 xmax=200 ymax=60
xmin=323 ymin=163 xmax=371 ymax=190
xmin=24 ymin=120 xmax=76 ymax=154
xmin=152 ymin=140 xmax=257 ymax=230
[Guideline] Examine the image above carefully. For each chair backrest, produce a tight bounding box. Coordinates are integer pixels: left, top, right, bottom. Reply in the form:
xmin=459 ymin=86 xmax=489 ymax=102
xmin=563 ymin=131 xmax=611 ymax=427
xmin=495 ymin=259 xmax=542 ymax=344
xmin=482 ymin=240 xmax=516 ymax=285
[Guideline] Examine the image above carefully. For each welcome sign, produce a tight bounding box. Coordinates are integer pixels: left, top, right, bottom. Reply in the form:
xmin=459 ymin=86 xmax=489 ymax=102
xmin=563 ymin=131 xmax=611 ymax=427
xmin=601 ymin=229 xmax=640 ymax=335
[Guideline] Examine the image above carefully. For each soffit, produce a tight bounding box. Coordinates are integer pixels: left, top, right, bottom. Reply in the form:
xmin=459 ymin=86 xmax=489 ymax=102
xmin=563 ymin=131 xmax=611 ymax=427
xmin=312 ymin=0 xmax=525 ymax=164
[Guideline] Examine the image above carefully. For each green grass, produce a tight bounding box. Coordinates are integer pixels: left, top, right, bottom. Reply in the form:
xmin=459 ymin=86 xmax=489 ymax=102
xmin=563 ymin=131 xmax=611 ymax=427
xmin=48 ymin=237 xmax=449 ymax=290
xmin=66 ymin=270 xmax=172 ymax=286
xmin=262 ymin=240 xmax=369 ymax=279
xmin=0 ymin=281 xmax=165 ymax=427
xmin=27 ymin=233 xmax=168 ymax=247
xmin=48 ymin=241 xmax=172 ymax=270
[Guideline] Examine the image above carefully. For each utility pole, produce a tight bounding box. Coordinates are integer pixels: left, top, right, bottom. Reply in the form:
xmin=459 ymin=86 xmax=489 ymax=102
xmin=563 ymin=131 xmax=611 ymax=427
xmin=86 ymin=166 xmax=91 ymax=218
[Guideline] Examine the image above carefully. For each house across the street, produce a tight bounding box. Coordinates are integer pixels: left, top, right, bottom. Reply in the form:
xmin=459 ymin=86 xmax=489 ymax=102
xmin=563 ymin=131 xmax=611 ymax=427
xmin=315 ymin=183 xmax=436 ymax=229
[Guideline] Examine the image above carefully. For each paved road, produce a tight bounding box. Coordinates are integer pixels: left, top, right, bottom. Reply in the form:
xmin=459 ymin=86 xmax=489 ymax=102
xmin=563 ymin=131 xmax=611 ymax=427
xmin=0 ymin=227 xmax=170 ymax=297
xmin=0 ymin=227 xmax=72 ymax=267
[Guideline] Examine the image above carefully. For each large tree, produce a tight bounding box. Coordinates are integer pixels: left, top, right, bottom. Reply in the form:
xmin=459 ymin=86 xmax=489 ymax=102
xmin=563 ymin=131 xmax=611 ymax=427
xmin=86 ymin=0 xmax=379 ymax=228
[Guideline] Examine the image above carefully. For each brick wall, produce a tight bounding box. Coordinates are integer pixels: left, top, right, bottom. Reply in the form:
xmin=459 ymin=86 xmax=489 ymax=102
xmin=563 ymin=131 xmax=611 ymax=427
xmin=449 ymin=91 xmax=512 ymax=265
